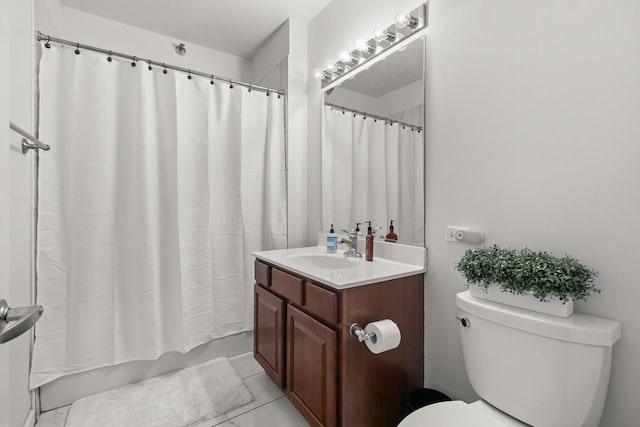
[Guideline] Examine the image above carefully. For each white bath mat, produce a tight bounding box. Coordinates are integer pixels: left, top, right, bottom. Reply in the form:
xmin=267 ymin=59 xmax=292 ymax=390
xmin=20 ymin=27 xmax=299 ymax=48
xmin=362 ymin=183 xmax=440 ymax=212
xmin=65 ymin=357 xmax=254 ymax=427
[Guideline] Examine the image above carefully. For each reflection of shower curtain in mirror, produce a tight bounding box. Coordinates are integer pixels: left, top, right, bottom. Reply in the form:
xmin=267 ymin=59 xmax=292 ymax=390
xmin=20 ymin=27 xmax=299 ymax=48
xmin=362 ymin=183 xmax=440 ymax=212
xmin=322 ymin=105 xmax=424 ymax=244
xmin=30 ymin=46 xmax=287 ymax=388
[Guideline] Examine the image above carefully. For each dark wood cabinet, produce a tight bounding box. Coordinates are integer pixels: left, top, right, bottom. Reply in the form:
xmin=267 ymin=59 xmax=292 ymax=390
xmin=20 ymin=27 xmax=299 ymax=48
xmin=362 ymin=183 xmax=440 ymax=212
xmin=253 ymin=259 xmax=424 ymax=427
xmin=287 ymin=305 xmax=337 ymax=427
xmin=254 ymin=283 xmax=285 ymax=388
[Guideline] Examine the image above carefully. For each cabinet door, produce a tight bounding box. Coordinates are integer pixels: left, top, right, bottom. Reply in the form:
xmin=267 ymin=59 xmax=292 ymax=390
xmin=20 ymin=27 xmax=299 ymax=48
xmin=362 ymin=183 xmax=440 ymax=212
xmin=254 ymin=285 xmax=285 ymax=388
xmin=287 ymin=305 xmax=337 ymax=427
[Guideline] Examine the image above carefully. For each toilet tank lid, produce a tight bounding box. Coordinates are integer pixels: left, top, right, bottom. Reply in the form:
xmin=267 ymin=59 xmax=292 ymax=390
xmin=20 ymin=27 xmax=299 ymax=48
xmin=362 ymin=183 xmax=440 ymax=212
xmin=456 ymin=291 xmax=622 ymax=346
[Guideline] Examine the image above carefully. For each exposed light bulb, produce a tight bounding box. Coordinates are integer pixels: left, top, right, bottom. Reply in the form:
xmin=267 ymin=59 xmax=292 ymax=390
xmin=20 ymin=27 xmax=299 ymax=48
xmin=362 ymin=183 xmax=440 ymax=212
xmin=313 ymin=68 xmax=324 ymax=80
xmin=395 ymin=11 xmax=409 ymax=28
xmin=326 ymin=61 xmax=337 ymax=73
xmin=355 ymin=38 xmax=369 ymax=52
xmin=373 ymin=26 xmax=396 ymax=43
xmin=339 ymin=51 xmax=352 ymax=63
xmin=373 ymin=26 xmax=386 ymax=43
xmin=395 ymin=11 xmax=418 ymax=29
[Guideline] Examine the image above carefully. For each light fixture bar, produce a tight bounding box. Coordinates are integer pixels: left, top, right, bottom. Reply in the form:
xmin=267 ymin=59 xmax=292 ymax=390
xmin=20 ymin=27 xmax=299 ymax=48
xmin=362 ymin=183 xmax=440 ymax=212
xmin=319 ymin=3 xmax=428 ymax=91
xmin=321 ymin=26 xmax=426 ymax=93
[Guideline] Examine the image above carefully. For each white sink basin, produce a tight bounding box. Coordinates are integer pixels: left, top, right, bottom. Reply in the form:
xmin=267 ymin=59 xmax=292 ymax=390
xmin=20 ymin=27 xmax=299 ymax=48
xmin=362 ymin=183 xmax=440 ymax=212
xmin=288 ymin=254 xmax=358 ymax=270
xmin=254 ymin=243 xmax=426 ymax=289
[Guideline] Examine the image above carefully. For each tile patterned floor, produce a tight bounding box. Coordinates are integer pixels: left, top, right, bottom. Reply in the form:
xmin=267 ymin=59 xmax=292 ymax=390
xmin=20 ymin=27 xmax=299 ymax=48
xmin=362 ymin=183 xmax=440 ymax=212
xmin=35 ymin=352 xmax=310 ymax=427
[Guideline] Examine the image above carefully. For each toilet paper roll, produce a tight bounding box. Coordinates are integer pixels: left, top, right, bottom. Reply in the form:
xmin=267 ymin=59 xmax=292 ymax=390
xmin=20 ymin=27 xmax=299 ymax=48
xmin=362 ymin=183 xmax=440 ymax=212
xmin=364 ymin=319 xmax=401 ymax=354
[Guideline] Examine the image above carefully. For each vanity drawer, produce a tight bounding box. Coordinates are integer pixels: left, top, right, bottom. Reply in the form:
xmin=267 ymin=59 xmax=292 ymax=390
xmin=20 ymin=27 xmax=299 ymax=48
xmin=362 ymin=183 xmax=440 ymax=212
xmin=271 ymin=268 xmax=303 ymax=305
xmin=304 ymin=282 xmax=338 ymax=326
xmin=255 ymin=260 xmax=270 ymax=287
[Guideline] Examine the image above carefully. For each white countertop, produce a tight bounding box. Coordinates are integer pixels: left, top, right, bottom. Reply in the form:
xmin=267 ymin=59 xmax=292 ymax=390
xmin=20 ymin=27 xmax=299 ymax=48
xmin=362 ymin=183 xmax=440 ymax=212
xmin=253 ymin=244 xmax=426 ymax=290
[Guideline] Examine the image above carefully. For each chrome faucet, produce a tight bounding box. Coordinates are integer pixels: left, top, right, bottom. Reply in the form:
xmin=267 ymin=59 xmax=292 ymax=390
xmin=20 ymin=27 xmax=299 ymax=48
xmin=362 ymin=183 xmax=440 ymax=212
xmin=340 ymin=223 xmax=363 ymax=258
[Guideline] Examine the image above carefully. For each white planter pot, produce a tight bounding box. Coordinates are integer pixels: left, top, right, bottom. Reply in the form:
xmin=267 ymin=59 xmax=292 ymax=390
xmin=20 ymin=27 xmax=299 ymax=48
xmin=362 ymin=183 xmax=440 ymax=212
xmin=468 ymin=284 xmax=574 ymax=318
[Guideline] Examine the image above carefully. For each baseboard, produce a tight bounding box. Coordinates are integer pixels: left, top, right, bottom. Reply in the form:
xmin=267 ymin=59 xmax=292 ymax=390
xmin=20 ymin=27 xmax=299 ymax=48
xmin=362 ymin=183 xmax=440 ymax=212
xmin=22 ymin=408 xmax=35 ymax=427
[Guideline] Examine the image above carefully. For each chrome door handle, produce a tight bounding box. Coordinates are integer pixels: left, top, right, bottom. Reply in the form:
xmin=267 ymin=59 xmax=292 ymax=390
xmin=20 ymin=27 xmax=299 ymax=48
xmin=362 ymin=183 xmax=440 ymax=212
xmin=0 ymin=299 xmax=44 ymax=344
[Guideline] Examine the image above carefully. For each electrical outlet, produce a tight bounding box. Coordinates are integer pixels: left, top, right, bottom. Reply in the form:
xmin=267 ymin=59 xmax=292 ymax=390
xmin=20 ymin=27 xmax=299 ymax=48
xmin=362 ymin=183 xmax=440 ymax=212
xmin=445 ymin=226 xmax=470 ymax=242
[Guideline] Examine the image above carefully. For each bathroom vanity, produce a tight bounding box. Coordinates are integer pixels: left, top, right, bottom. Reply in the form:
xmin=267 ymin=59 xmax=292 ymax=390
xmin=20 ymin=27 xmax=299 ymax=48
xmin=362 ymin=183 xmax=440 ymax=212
xmin=253 ymin=244 xmax=425 ymax=427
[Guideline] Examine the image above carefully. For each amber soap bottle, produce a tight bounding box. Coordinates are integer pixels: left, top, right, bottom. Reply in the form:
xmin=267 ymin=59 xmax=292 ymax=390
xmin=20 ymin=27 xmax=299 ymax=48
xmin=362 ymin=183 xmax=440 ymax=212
xmin=385 ymin=220 xmax=398 ymax=242
xmin=366 ymin=221 xmax=374 ymax=261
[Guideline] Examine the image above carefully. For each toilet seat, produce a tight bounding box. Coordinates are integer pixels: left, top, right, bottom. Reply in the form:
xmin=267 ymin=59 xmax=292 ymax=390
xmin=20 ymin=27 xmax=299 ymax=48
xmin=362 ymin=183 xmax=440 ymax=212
xmin=399 ymin=400 xmax=526 ymax=427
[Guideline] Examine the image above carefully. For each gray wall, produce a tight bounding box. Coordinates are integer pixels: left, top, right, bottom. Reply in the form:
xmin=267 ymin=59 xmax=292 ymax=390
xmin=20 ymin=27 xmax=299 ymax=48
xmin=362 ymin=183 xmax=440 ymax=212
xmin=309 ymin=1 xmax=640 ymax=425
xmin=5 ymin=0 xmax=37 ymax=426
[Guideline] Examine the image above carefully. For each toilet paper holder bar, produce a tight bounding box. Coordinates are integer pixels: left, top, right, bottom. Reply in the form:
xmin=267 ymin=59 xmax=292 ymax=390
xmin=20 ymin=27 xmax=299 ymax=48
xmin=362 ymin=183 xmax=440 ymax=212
xmin=349 ymin=323 xmax=377 ymax=343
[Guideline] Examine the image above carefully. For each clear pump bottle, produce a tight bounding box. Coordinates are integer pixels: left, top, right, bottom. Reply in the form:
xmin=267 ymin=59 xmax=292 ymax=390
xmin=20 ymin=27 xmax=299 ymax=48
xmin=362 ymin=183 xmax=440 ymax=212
xmin=327 ymin=224 xmax=338 ymax=253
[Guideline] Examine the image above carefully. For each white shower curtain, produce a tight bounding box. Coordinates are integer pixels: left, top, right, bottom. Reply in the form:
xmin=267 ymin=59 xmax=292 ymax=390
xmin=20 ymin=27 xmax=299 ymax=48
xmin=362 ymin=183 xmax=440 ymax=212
xmin=30 ymin=45 xmax=287 ymax=388
xmin=322 ymin=105 xmax=423 ymax=244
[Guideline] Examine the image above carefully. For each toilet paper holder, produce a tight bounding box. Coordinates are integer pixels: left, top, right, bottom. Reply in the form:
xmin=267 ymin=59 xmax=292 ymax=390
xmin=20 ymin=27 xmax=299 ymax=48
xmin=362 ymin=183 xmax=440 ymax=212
xmin=349 ymin=323 xmax=377 ymax=343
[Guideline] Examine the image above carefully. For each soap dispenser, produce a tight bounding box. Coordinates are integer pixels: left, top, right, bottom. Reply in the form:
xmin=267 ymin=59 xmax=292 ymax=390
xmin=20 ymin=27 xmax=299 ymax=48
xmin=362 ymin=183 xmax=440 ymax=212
xmin=327 ymin=224 xmax=338 ymax=253
xmin=366 ymin=221 xmax=374 ymax=261
xmin=385 ymin=220 xmax=398 ymax=243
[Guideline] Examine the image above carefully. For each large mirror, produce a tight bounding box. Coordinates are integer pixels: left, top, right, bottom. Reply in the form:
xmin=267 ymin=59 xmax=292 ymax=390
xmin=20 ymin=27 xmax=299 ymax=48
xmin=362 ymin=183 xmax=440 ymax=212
xmin=322 ymin=37 xmax=425 ymax=246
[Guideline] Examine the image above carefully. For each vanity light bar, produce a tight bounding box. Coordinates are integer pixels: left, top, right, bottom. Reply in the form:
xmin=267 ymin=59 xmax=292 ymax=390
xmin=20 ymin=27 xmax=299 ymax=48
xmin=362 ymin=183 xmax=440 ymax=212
xmin=315 ymin=3 xmax=428 ymax=90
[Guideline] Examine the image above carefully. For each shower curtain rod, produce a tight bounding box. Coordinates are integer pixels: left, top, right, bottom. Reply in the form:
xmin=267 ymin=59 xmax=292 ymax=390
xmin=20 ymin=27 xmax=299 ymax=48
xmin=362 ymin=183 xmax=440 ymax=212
xmin=10 ymin=121 xmax=51 ymax=153
xmin=325 ymin=102 xmax=422 ymax=133
xmin=36 ymin=31 xmax=285 ymax=97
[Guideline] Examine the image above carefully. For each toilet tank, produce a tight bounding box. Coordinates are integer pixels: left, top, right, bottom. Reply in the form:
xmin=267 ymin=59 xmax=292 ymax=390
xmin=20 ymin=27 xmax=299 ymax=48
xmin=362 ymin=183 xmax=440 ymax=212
xmin=456 ymin=291 xmax=621 ymax=427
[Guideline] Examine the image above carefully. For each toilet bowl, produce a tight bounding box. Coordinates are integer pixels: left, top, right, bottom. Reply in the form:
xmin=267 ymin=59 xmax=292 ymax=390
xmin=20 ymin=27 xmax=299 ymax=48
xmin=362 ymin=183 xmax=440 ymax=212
xmin=401 ymin=400 xmax=524 ymax=426
xmin=400 ymin=291 xmax=621 ymax=427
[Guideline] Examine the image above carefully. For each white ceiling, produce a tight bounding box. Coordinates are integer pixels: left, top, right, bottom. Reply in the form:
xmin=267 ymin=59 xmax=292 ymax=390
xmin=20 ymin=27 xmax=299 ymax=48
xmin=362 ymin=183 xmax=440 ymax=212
xmin=60 ymin=0 xmax=331 ymax=58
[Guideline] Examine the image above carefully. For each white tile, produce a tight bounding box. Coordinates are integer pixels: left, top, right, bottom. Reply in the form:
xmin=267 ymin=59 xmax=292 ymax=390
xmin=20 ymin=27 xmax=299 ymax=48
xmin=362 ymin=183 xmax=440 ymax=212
xmin=229 ymin=352 xmax=263 ymax=379
xmin=222 ymin=372 xmax=285 ymax=419
xmin=190 ymin=413 xmax=229 ymax=427
xmin=35 ymin=406 xmax=70 ymax=427
xmin=222 ymin=397 xmax=310 ymax=427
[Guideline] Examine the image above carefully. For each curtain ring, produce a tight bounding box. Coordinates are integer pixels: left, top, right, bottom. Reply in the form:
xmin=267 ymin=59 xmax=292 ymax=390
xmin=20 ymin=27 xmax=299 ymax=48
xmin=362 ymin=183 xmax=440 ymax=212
xmin=266 ymin=89 xmax=270 ymax=97
xmin=229 ymin=79 xmax=234 ymax=89
xmin=147 ymin=59 xmax=152 ymax=71
xmin=210 ymin=74 xmax=215 ymax=85
xmin=277 ymin=92 xmax=281 ymax=99
xmin=131 ymin=56 xmax=137 ymax=67
xmin=248 ymin=84 xmax=252 ymax=93
xmin=44 ymin=36 xmax=51 ymax=49
xmin=107 ymin=50 xmax=112 ymax=62
xmin=187 ymin=69 xmax=192 ymax=80
xmin=74 ymin=42 xmax=80 ymax=55
xmin=162 ymin=63 xmax=168 ymax=74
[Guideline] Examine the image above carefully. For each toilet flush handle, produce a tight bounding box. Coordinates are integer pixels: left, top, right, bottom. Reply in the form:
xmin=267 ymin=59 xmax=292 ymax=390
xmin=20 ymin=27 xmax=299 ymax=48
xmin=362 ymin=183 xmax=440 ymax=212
xmin=455 ymin=316 xmax=470 ymax=328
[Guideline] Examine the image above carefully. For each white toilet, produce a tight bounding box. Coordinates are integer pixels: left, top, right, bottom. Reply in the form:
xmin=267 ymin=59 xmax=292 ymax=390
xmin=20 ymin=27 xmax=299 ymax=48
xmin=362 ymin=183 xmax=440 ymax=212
xmin=400 ymin=291 xmax=621 ymax=427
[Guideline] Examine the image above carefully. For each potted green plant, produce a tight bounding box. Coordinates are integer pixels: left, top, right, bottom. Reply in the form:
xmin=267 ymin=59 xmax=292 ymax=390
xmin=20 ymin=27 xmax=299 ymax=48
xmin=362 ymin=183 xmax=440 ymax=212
xmin=455 ymin=245 xmax=600 ymax=317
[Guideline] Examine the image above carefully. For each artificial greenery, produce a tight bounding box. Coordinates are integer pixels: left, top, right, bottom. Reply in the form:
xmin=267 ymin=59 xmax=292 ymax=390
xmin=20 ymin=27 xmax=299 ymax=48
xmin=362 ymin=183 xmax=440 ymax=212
xmin=455 ymin=245 xmax=600 ymax=303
